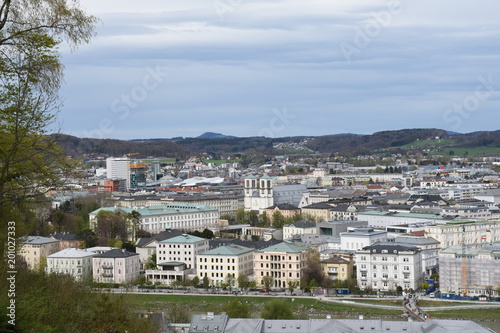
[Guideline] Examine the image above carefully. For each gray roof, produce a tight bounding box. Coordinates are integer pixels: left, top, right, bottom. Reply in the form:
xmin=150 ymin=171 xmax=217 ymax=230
xmin=193 ymin=316 xmax=493 ymax=333
xmin=285 ymin=220 xmax=316 ymax=229
xmin=92 ymin=248 xmax=138 ymax=258
xmin=21 ymin=236 xmax=60 ymax=245
xmin=47 ymin=248 xmax=96 ymax=258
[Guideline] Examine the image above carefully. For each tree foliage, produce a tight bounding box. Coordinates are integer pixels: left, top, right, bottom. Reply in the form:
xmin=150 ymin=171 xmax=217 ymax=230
xmin=0 ymin=0 xmax=97 ymax=239
xmin=223 ymin=299 xmax=250 ymax=318
xmin=0 ymin=265 xmax=154 ymax=332
xmin=261 ymin=299 xmax=294 ymax=320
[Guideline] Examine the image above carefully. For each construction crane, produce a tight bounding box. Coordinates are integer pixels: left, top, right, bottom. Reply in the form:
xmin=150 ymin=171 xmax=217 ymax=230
xmin=461 ymin=225 xmax=467 ymax=296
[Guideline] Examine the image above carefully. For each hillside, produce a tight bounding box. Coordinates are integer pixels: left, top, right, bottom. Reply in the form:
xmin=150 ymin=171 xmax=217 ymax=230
xmin=54 ymin=129 xmax=500 ymax=158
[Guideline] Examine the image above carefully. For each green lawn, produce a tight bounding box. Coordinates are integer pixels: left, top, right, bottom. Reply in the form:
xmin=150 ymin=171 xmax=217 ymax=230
xmin=120 ymin=294 xmax=404 ymax=319
xmin=431 ymin=147 xmax=500 ymax=156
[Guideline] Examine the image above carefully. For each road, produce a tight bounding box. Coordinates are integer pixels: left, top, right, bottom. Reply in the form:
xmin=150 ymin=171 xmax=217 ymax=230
xmin=317 ymin=295 xmax=500 ymax=311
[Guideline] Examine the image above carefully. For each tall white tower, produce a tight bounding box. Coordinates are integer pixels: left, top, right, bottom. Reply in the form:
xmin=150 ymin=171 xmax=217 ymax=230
xmin=106 ymin=156 xmax=130 ymax=190
xmin=244 ymin=175 xmax=274 ymax=212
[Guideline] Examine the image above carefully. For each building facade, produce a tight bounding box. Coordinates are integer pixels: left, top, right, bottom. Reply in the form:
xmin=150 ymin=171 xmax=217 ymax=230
xmin=439 ymin=245 xmax=500 ymax=296
xmin=157 ymin=234 xmax=209 ymax=269
xmin=340 ymin=228 xmax=387 ymax=251
xmin=19 ymin=236 xmax=61 ymax=270
xmin=46 ymin=248 xmax=95 ymax=281
xmin=253 ymin=242 xmax=311 ymax=289
xmin=90 ymin=203 xmax=219 ymax=234
xmin=424 ymin=220 xmax=500 ymax=248
xmin=196 ymin=244 xmax=254 ymax=287
xmin=92 ymin=249 xmax=140 ymax=284
xmin=355 ymin=243 xmax=423 ymax=291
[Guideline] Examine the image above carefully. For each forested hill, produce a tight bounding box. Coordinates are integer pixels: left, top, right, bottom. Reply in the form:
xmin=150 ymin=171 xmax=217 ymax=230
xmin=54 ymin=128 xmax=500 ymax=158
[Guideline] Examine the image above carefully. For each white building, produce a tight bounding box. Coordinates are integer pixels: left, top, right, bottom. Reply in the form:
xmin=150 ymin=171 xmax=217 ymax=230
xmin=340 ymin=228 xmax=387 ymax=251
xmin=357 ymin=211 xmax=449 ymax=228
xmin=89 ymin=203 xmax=219 ymax=234
xmin=424 ymin=221 xmax=500 ymax=248
xmin=46 ymin=248 xmax=95 ymax=282
xmin=196 ymin=244 xmax=254 ymax=287
xmin=106 ymin=156 xmax=130 ymax=190
xmin=92 ymin=249 xmax=140 ymax=284
xmin=355 ymin=243 xmax=423 ymax=291
xmin=393 ymin=236 xmax=440 ymax=278
xmin=156 ymin=234 xmax=209 ymax=269
xmin=283 ymin=220 xmax=317 ymax=240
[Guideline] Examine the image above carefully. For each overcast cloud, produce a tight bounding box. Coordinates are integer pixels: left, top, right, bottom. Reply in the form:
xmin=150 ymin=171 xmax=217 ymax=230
xmin=57 ymin=0 xmax=500 ymax=140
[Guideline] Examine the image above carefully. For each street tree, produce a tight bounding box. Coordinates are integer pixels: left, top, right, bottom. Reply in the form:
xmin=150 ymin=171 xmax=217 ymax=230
xmin=261 ymin=275 xmax=274 ymax=292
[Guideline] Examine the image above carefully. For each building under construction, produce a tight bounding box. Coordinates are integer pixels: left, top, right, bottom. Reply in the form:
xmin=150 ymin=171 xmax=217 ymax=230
xmin=439 ymin=245 xmax=500 ymax=296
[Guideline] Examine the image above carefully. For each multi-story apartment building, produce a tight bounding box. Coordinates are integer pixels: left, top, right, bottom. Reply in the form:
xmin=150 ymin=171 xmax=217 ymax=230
xmin=135 ymin=228 xmax=184 ymax=269
xmin=111 ymin=193 xmax=243 ymax=217
xmin=441 ymin=201 xmax=492 ymax=220
xmin=46 ymin=248 xmax=95 ymax=281
xmin=253 ymin=242 xmax=311 ymax=289
xmin=355 ymin=243 xmax=423 ymax=291
xmin=196 ymin=244 xmax=254 ymax=287
xmin=393 ymin=236 xmax=440 ymax=278
xmin=89 ymin=203 xmax=219 ymax=234
xmin=19 ymin=236 xmax=61 ymax=270
xmin=425 ymin=220 xmax=500 ymax=248
xmin=340 ymin=228 xmax=387 ymax=251
xmin=321 ymin=255 xmax=353 ymax=281
xmin=156 ymin=234 xmax=209 ymax=269
xmin=92 ymin=249 xmax=140 ymax=284
xmin=439 ymin=245 xmax=500 ymax=296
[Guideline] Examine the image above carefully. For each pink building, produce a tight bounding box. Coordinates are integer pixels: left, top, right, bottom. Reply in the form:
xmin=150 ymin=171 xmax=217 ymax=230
xmin=92 ymin=249 xmax=140 ymax=284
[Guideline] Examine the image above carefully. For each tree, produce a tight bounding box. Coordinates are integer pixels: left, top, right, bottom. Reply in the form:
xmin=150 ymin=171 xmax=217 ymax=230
xmin=77 ymin=228 xmax=98 ymax=248
xmin=223 ymin=299 xmax=250 ymax=318
xmin=95 ymin=210 xmax=129 ymax=244
xmin=202 ymin=276 xmax=210 ymax=290
xmin=261 ymin=275 xmax=274 ymax=292
xmin=261 ymin=299 xmax=294 ymax=319
xmin=0 ymin=0 xmax=97 ymax=238
xmin=237 ymin=274 xmax=250 ymax=291
xmin=191 ymin=276 xmax=200 ymax=288
xmin=271 ymin=211 xmax=286 ymax=228
xmin=166 ymin=304 xmax=191 ymax=323
xmin=145 ymin=253 xmax=157 ymax=270
xmin=303 ymin=248 xmax=326 ymax=287
xmin=287 ymin=280 xmax=299 ymax=295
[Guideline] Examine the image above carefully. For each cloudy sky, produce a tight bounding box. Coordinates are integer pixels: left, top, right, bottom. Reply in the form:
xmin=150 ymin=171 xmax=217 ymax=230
xmin=58 ymin=0 xmax=500 ymax=140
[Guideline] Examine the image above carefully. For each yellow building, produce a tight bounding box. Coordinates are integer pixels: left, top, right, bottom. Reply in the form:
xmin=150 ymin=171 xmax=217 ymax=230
xmin=321 ymin=255 xmax=354 ymax=281
xmin=20 ymin=236 xmax=61 ymax=270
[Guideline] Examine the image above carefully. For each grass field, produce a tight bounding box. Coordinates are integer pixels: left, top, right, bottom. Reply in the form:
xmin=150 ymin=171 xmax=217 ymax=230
xmin=402 ymin=139 xmax=456 ymax=148
xmin=432 ymin=147 xmax=500 ymax=156
xmin=117 ymin=293 xmax=500 ymax=320
xmin=120 ymin=294 xmax=403 ymax=319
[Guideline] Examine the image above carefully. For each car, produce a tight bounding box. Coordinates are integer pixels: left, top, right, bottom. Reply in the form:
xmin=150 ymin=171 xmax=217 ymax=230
xmin=260 ymin=289 xmax=268 ymax=293
xmin=429 ymin=293 xmax=435 ymax=298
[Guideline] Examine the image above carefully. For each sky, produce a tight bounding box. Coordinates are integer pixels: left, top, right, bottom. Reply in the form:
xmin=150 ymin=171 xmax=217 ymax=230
xmin=58 ymin=0 xmax=500 ymax=140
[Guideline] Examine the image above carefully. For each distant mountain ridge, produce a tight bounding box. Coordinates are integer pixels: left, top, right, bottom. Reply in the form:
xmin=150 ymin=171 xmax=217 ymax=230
xmin=196 ymin=132 xmax=237 ymax=139
xmin=55 ymin=128 xmax=500 ymax=158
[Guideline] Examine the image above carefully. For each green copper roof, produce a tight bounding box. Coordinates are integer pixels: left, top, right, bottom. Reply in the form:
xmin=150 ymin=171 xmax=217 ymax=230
xmin=256 ymin=241 xmax=311 ymax=254
xmin=160 ymin=234 xmax=206 ymax=244
xmin=200 ymin=244 xmax=254 ymax=256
